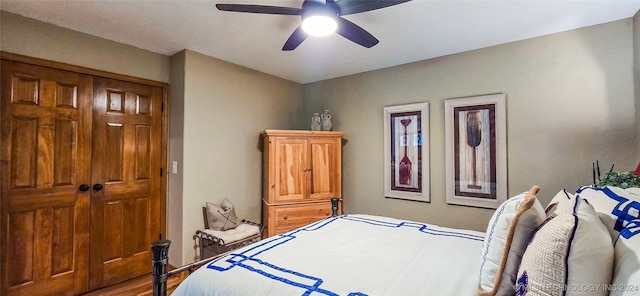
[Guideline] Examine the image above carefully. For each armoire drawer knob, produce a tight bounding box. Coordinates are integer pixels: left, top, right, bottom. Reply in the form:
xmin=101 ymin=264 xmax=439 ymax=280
xmin=78 ymin=184 xmax=90 ymax=192
xmin=283 ymin=215 xmax=288 ymax=220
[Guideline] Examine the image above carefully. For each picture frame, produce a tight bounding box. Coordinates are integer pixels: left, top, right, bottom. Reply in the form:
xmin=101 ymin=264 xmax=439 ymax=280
xmin=444 ymin=94 xmax=507 ymax=209
xmin=383 ymin=102 xmax=430 ymax=202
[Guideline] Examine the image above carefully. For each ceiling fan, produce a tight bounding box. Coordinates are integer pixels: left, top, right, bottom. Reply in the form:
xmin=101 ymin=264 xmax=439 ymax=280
xmin=216 ymin=0 xmax=412 ymax=51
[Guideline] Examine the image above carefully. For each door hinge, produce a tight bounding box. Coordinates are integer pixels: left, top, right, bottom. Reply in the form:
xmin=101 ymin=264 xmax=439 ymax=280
xmin=160 ymin=168 xmax=163 ymax=176
xmin=161 ymin=103 xmax=164 ymax=112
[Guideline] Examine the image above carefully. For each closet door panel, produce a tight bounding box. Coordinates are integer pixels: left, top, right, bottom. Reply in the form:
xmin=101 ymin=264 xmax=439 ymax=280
xmin=53 ymin=119 xmax=78 ymax=186
xmin=10 ymin=117 xmax=37 ymax=188
xmin=89 ymin=77 xmax=162 ymax=289
xmin=1 ymin=61 xmax=92 ymax=296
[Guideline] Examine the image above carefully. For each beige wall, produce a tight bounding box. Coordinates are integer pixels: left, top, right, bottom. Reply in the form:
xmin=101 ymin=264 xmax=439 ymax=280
xmin=0 ymin=11 xmax=170 ymax=83
xmin=0 ymin=11 xmax=304 ymax=266
xmin=303 ymin=19 xmax=637 ymax=232
xmin=168 ymin=51 xmax=186 ymax=265
xmin=2 ymin=9 xmax=638 ymax=264
xmin=172 ymin=50 xmax=303 ymax=264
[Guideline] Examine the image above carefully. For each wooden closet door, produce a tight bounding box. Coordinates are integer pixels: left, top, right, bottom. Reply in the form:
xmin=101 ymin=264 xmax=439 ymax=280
xmin=0 ymin=61 xmax=93 ymax=295
xmin=89 ymin=77 xmax=162 ymax=289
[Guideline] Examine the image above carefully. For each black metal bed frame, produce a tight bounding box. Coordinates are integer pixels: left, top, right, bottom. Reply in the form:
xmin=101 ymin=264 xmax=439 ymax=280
xmin=151 ymin=239 xmax=230 ymax=296
xmin=150 ymin=219 xmax=263 ymax=296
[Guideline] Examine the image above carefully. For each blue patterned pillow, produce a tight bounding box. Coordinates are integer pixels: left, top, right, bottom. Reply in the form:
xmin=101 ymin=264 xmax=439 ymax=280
xmin=576 ymin=186 xmax=639 ymax=242
xmin=575 ymin=186 xmax=640 ymax=296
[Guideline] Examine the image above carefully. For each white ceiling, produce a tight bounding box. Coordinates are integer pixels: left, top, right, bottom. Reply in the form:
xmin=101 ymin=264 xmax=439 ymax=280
xmin=1 ymin=0 xmax=639 ymax=84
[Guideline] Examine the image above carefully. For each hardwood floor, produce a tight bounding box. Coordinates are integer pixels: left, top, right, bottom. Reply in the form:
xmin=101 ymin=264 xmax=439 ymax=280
xmin=82 ymin=271 xmax=189 ymax=296
xmin=84 ymin=247 xmax=224 ymax=295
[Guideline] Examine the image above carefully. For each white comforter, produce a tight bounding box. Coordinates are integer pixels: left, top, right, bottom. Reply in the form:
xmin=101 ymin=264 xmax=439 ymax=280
xmin=173 ymin=214 xmax=485 ymax=295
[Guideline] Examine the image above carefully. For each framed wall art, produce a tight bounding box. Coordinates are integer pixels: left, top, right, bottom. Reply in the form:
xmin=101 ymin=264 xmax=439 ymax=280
xmin=444 ymin=94 xmax=507 ymax=209
xmin=383 ymin=102 xmax=430 ymax=202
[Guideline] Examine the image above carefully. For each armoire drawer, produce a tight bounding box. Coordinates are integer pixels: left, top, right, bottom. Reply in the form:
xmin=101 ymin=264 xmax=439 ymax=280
xmin=264 ymin=201 xmax=339 ymax=236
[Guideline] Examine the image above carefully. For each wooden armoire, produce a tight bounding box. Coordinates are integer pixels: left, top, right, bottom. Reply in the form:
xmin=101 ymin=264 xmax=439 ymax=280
xmin=261 ymin=129 xmax=344 ymax=237
xmin=0 ymin=53 xmax=167 ymax=295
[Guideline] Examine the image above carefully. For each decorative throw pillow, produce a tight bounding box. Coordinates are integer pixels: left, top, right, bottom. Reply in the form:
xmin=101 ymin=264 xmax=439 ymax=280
xmin=575 ymin=186 xmax=640 ymax=296
xmin=479 ymin=185 xmax=546 ymax=296
xmin=576 ymin=186 xmax=640 ymax=242
xmin=611 ymin=224 xmax=640 ymax=296
xmin=515 ymin=196 xmax=613 ymax=296
xmin=544 ymin=188 xmax=574 ymax=216
xmin=206 ymin=198 xmax=238 ymax=231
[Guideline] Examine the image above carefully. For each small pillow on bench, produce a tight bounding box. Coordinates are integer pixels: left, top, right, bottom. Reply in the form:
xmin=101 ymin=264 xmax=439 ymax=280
xmin=206 ymin=198 xmax=238 ymax=231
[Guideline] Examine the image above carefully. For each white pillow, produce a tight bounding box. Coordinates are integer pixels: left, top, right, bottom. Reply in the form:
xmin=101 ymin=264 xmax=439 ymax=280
xmin=611 ymin=224 xmax=640 ymax=296
xmin=576 ymin=186 xmax=640 ymax=242
xmin=545 ymin=188 xmax=574 ymax=216
xmin=479 ymin=186 xmax=546 ymax=296
xmin=515 ymin=196 xmax=613 ymax=296
xmin=576 ymin=186 xmax=640 ymax=296
xmin=206 ymin=198 xmax=238 ymax=231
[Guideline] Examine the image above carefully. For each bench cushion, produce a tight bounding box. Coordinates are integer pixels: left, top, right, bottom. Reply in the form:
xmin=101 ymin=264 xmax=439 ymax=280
xmin=203 ymin=223 xmax=260 ymax=245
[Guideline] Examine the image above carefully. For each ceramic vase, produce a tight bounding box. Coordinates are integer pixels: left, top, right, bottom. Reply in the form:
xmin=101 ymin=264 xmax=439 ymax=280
xmin=321 ymin=110 xmax=332 ymax=131
xmin=311 ymin=113 xmax=321 ymax=131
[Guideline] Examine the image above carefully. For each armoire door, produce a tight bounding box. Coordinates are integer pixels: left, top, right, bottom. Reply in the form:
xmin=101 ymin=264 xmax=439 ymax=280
xmin=88 ymin=77 xmax=163 ymax=289
xmin=272 ymin=137 xmax=308 ymax=203
xmin=0 ymin=61 xmax=93 ymax=295
xmin=308 ymin=137 xmax=341 ymax=199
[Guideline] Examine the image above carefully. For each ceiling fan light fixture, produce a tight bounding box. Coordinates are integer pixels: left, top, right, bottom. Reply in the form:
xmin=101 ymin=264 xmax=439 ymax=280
xmin=302 ymin=15 xmax=337 ymax=37
xmin=216 ymin=0 xmax=411 ymax=50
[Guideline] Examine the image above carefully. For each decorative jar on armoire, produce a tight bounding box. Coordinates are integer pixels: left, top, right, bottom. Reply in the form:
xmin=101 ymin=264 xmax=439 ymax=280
xmin=321 ymin=109 xmax=332 ymax=131
xmin=260 ymin=129 xmax=344 ymax=237
xmin=311 ymin=113 xmax=321 ymax=131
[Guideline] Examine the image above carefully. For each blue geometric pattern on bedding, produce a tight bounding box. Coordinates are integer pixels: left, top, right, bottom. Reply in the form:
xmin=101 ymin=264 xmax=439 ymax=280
xmin=205 ymin=214 xmax=484 ymax=296
xmin=344 ymin=215 xmax=485 ymax=241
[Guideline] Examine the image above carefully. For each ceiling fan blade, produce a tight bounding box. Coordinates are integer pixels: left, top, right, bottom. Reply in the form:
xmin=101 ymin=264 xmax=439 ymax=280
xmin=335 ymin=17 xmax=378 ymax=48
xmin=216 ymin=4 xmax=302 ymax=15
xmin=336 ymin=0 xmax=411 ymax=16
xmin=282 ymin=26 xmax=308 ymax=51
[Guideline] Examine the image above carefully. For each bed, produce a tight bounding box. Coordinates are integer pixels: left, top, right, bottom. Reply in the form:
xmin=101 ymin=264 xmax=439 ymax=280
xmin=152 ymin=185 xmax=640 ymax=296
xmin=172 ymin=214 xmax=485 ymax=295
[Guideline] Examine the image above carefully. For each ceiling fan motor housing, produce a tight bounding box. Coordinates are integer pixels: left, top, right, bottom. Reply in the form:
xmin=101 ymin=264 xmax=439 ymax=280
xmin=301 ymin=0 xmax=340 ymax=20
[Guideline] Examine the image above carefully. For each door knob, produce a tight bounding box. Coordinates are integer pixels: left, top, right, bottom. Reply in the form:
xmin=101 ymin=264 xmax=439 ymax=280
xmin=79 ymin=184 xmax=90 ymax=192
xmin=93 ymin=184 xmax=103 ymax=191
